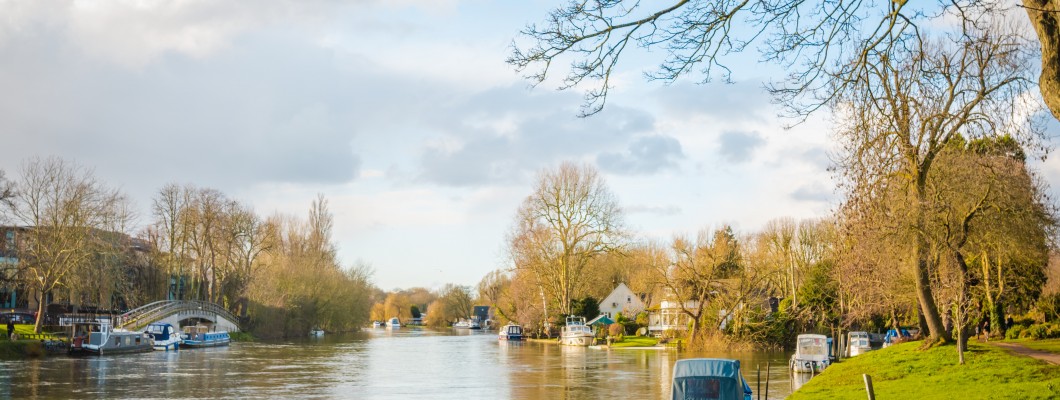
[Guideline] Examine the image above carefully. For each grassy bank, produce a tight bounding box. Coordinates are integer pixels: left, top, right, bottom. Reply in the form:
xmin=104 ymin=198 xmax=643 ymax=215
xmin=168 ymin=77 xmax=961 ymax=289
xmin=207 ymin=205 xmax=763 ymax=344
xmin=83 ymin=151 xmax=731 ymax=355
xmin=229 ymin=331 xmax=256 ymax=342
xmin=789 ymin=341 xmax=1060 ymax=399
xmin=0 ymin=340 xmax=46 ymax=359
xmin=609 ymin=336 xmax=659 ymax=348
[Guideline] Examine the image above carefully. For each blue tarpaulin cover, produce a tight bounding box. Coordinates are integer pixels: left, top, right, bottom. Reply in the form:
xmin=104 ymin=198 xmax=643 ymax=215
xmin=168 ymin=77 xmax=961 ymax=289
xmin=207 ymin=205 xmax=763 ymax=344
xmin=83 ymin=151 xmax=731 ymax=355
xmin=671 ymin=358 xmax=752 ymax=400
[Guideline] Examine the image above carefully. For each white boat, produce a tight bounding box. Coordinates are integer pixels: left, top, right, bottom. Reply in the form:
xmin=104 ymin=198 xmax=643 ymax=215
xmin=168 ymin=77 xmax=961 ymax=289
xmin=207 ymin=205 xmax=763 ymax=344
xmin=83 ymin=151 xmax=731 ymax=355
xmin=146 ymin=323 xmax=182 ymax=351
xmin=372 ymin=321 xmax=383 ymax=328
xmin=181 ymin=325 xmax=230 ymax=348
xmin=387 ymin=317 xmax=401 ymax=328
xmin=453 ymin=319 xmax=471 ymax=329
xmin=790 ymin=334 xmax=831 ymax=373
xmin=499 ymin=323 xmax=524 ymax=341
xmin=82 ymin=320 xmax=153 ymax=355
xmin=469 ymin=319 xmax=482 ymax=330
xmin=310 ymin=328 xmax=324 ymax=337
xmin=847 ymin=331 xmax=871 ymax=357
xmin=560 ymin=316 xmax=594 ymax=346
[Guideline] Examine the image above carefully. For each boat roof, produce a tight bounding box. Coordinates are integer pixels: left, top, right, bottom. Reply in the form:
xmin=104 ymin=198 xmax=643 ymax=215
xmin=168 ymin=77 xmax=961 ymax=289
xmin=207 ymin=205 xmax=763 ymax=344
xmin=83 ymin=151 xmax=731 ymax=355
xmin=797 ymin=334 xmax=828 ymax=340
xmin=587 ymin=315 xmax=615 ymax=326
xmin=672 ymin=358 xmax=742 ymax=379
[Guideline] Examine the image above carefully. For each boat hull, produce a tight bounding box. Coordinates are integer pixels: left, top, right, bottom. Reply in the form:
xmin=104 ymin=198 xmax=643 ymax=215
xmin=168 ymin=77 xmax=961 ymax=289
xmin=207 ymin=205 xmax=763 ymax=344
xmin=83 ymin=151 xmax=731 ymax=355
xmin=152 ymin=339 xmax=182 ymax=351
xmin=182 ymin=338 xmax=230 ymax=348
xmin=560 ymin=334 xmax=593 ymax=346
xmin=789 ymin=356 xmax=829 ymax=373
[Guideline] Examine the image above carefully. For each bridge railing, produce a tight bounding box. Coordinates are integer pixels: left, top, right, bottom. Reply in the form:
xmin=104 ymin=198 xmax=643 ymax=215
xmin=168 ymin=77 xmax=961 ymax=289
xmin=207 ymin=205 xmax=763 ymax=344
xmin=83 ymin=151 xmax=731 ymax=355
xmin=116 ymin=300 xmax=239 ymax=331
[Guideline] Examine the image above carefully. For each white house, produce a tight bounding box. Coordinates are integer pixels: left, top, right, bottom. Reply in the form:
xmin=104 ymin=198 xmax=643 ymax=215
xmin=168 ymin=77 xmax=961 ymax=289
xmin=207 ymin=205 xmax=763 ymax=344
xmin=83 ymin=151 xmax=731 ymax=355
xmin=647 ymin=300 xmax=699 ymax=335
xmin=599 ymin=283 xmax=645 ymax=319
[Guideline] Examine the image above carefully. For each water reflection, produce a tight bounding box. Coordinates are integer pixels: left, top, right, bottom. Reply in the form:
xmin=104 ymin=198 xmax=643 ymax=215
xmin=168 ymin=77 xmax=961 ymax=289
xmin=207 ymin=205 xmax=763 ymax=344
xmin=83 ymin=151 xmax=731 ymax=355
xmin=0 ymin=328 xmax=801 ymax=399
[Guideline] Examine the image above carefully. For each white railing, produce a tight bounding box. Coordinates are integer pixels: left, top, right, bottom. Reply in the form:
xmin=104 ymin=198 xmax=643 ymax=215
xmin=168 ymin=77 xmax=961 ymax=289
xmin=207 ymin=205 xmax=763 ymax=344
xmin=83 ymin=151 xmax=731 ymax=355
xmin=115 ymin=300 xmax=238 ymax=331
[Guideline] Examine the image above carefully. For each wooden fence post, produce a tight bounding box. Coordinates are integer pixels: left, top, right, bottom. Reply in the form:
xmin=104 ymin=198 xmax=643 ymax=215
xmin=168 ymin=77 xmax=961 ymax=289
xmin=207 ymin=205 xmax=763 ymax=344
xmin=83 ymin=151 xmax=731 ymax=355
xmin=863 ymin=374 xmax=875 ymax=400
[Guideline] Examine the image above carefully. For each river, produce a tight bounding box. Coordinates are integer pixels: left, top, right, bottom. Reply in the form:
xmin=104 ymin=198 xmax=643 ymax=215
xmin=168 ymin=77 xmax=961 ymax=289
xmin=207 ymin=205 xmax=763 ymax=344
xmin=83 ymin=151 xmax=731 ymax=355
xmin=0 ymin=327 xmax=808 ymax=399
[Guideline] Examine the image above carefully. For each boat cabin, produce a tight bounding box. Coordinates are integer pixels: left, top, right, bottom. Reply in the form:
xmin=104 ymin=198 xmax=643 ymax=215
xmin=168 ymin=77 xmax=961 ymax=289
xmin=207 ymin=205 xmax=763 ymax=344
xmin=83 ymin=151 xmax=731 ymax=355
xmin=670 ymin=358 xmax=753 ymax=400
xmin=847 ymin=331 xmax=871 ymax=357
xmin=790 ymin=334 xmax=831 ymax=373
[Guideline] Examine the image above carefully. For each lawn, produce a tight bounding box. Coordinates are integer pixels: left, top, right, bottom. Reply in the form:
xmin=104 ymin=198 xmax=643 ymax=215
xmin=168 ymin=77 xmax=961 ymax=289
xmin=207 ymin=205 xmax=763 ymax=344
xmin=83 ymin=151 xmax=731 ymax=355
xmin=788 ymin=341 xmax=1060 ymax=400
xmin=609 ymin=336 xmax=659 ymax=348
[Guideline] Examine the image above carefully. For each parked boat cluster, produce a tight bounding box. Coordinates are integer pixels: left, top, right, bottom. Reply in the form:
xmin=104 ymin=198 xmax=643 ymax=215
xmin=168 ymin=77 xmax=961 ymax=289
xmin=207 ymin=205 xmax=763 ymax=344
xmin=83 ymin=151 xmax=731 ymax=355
xmin=68 ymin=319 xmax=230 ymax=356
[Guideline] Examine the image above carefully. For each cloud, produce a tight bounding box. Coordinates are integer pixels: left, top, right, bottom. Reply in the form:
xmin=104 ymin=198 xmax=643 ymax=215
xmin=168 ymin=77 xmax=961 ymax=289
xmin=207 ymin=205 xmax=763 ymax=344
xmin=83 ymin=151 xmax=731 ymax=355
xmin=598 ymin=135 xmax=684 ymax=175
xmin=415 ymin=86 xmax=656 ymax=186
xmin=654 ymin=81 xmax=772 ymax=121
xmin=623 ymin=204 xmax=682 ymax=216
xmin=718 ymin=130 xmax=765 ymax=163
xmin=790 ymin=183 xmax=833 ymax=203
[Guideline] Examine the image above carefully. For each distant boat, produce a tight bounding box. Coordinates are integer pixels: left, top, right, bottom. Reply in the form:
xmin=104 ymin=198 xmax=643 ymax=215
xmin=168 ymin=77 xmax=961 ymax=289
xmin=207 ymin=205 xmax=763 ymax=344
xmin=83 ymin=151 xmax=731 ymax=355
xmin=498 ymin=323 xmax=523 ymax=341
xmin=81 ymin=320 xmax=153 ymax=355
xmin=790 ymin=334 xmax=831 ymax=373
xmin=387 ymin=317 xmax=401 ymax=328
xmin=453 ymin=319 xmax=471 ymax=329
xmin=671 ymin=358 xmax=753 ymax=400
xmin=310 ymin=328 xmax=324 ymax=337
xmin=182 ymin=325 xmax=231 ymax=348
xmin=146 ymin=323 xmax=182 ymax=351
xmin=847 ymin=331 xmax=871 ymax=357
xmin=372 ymin=321 xmax=383 ymax=328
xmin=469 ymin=319 xmax=482 ymax=330
xmin=560 ymin=316 xmax=593 ymax=346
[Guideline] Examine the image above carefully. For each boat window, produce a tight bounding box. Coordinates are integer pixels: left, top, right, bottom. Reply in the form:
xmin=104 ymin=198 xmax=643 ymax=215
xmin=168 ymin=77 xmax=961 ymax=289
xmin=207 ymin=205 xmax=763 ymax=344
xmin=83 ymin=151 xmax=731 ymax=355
xmin=798 ymin=338 xmax=826 ymax=356
xmin=114 ymin=337 xmax=120 ymax=346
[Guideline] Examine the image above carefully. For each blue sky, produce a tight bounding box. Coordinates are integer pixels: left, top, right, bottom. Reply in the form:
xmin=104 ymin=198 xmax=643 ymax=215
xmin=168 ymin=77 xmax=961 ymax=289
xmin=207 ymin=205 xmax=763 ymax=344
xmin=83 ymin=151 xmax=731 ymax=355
xmin=2 ymin=1 xmax=1054 ymax=290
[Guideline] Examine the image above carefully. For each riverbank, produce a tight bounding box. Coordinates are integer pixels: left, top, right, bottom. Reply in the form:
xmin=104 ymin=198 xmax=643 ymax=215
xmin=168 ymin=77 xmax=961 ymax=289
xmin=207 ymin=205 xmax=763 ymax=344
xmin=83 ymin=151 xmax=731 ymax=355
xmin=788 ymin=340 xmax=1060 ymax=399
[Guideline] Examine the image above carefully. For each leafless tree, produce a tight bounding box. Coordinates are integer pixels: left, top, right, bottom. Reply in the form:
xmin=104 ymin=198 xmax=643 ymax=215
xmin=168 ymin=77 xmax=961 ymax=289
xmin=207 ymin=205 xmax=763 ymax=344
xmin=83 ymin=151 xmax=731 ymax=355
xmin=508 ymin=161 xmax=625 ymax=316
xmin=509 ymin=1 xmax=1060 ymax=121
xmin=3 ymin=157 xmax=130 ymax=332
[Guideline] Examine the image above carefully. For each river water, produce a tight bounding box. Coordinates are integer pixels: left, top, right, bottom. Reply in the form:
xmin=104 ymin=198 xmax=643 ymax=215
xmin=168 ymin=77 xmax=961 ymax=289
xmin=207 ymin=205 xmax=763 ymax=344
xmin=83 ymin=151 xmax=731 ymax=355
xmin=0 ymin=327 xmax=806 ymax=399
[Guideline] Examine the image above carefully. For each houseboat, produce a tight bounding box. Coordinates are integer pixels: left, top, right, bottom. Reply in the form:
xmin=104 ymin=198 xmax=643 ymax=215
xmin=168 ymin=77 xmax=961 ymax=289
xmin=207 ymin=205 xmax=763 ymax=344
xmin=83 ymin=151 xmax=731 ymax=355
xmin=81 ymin=320 xmax=153 ymax=355
xmin=671 ymin=358 xmax=753 ymax=400
xmin=498 ymin=323 xmax=524 ymax=341
xmin=181 ymin=325 xmax=231 ymax=348
xmin=847 ymin=331 xmax=872 ymax=357
xmin=790 ymin=334 xmax=831 ymax=373
xmin=560 ymin=316 xmax=594 ymax=346
xmin=146 ymin=323 xmax=182 ymax=351
xmin=387 ymin=317 xmax=401 ymax=328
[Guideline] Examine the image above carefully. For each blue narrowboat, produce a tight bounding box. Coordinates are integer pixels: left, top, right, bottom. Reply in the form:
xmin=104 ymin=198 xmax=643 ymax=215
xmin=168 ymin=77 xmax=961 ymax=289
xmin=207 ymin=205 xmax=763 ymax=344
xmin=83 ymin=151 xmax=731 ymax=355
xmin=181 ymin=325 xmax=231 ymax=348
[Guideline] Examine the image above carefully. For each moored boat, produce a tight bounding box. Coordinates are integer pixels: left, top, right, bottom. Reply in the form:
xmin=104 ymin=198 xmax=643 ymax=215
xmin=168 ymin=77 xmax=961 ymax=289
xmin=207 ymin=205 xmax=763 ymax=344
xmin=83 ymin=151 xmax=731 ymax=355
xmin=146 ymin=322 xmax=182 ymax=351
xmin=847 ymin=331 xmax=871 ymax=357
xmin=560 ymin=316 xmax=593 ymax=346
xmin=310 ymin=328 xmax=324 ymax=337
xmin=498 ymin=323 xmax=523 ymax=341
xmin=387 ymin=317 xmax=401 ymax=328
xmin=372 ymin=321 xmax=383 ymax=328
xmin=670 ymin=358 xmax=753 ymax=400
xmin=182 ymin=325 xmax=231 ymax=348
xmin=790 ymin=334 xmax=830 ymax=373
xmin=453 ymin=319 xmax=471 ymax=329
xmin=81 ymin=320 xmax=153 ymax=355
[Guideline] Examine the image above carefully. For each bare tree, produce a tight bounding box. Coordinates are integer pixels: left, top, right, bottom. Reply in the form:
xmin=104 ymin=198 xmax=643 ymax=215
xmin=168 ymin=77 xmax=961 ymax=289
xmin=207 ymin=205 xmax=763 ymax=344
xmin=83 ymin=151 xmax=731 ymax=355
xmin=508 ymin=161 xmax=625 ymax=316
xmin=509 ymin=1 xmax=1060 ymax=121
xmin=653 ymin=227 xmax=742 ymax=342
xmin=3 ymin=157 xmax=130 ymax=332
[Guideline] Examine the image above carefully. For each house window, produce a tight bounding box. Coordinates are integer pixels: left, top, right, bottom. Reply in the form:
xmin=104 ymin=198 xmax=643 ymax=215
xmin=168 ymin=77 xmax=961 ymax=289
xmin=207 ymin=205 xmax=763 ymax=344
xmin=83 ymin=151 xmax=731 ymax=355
xmin=627 ymin=296 xmax=631 ymax=303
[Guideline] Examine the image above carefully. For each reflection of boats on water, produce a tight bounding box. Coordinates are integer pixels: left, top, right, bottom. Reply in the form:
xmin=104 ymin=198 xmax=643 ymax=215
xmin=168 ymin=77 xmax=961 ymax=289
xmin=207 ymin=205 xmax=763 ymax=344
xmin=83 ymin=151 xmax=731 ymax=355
xmin=790 ymin=334 xmax=830 ymax=373
xmin=499 ymin=323 xmax=523 ymax=341
xmin=146 ymin=323 xmax=182 ymax=351
xmin=560 ymin=316 xmax=593 ymax=346
xmin=670 ymin=358 xmax=753 ymax=400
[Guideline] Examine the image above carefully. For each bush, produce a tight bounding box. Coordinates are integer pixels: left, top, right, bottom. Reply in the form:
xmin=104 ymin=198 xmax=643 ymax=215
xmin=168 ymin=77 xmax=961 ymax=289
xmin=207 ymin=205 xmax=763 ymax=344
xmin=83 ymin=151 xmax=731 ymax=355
xmin=1017 ymin=323 xmax=1060 ymax=340
xmin=1038 ymin=293 xmax=1060 ymax=323
xmin=1006 ymin=325 xmax=1024 ymax=340
xmin=608 ymin=323 xmax=624 ymax=339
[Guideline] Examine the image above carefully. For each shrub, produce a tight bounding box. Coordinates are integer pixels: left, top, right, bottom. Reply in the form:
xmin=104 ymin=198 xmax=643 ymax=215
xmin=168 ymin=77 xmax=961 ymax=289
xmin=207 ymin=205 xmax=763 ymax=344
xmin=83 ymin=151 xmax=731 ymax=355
xmin=1006 ymin=325 xmax=1024 ymax=340
xmin=608 ymin=323 xmax=624 ymax=338
xmin=1017 ymin=324 xmax=1060 ymax=340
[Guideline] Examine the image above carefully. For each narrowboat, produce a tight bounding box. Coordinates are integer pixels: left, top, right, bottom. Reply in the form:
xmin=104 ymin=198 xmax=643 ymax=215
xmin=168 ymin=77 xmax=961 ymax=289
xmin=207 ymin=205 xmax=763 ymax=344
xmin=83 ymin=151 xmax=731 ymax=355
xmin=181 ymin=325 xmax=230 ymax=348
xmin=81 ymin=320 xmax=153 ymax=355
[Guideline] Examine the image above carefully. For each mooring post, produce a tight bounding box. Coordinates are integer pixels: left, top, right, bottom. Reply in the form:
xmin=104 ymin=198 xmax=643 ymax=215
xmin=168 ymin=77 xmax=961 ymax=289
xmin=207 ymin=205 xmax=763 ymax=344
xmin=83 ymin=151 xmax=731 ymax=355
xmin=764 ymin=362 xmax=770 ymax=400
xmin=757 ymin=363 xmax=761 ymax=400
xmin=863 ymin=374 xmax=875 ymax=400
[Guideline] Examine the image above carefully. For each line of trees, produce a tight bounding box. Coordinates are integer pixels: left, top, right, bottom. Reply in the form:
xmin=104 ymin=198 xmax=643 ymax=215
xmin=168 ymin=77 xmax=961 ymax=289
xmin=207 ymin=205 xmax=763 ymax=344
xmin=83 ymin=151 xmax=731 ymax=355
xmin=0 ymin=157 xmax=373 ymax=336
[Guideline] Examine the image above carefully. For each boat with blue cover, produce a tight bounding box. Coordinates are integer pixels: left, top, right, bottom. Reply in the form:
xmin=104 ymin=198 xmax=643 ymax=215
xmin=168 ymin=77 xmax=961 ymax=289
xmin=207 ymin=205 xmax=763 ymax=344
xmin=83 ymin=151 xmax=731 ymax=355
xmin=181 ymin=325 xmax=230 ymax=348
xmin=498 ymin=323 xmax=523 ymax=341
xmin=670 ymin=358 xmax=753 ymax=400
xmin=146 ymin=322 xmax=182 ymax=351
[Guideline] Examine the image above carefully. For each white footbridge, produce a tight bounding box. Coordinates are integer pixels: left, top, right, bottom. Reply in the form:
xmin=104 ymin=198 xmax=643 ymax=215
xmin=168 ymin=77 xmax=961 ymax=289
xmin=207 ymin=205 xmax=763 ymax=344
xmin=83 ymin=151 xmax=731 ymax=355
xmin=114 ymin=300 xmax=240 ymax=332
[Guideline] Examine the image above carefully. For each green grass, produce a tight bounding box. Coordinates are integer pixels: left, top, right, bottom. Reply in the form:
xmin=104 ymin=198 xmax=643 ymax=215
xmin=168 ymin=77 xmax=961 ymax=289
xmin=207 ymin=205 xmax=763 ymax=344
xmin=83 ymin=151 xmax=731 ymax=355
xmin=1006 ymin=338 xmax=1060 ymax=354
xmin=789 ymin=341 xmax=1060 ymax=400
xmin=609 ymin=336 xmax=659 ymax=347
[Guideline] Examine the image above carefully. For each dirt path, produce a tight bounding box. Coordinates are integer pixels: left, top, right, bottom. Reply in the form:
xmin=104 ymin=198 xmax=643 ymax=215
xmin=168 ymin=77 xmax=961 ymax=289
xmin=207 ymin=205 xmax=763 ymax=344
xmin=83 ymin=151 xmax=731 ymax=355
xmin=985 ymin=341 xmax=1060 ymax=365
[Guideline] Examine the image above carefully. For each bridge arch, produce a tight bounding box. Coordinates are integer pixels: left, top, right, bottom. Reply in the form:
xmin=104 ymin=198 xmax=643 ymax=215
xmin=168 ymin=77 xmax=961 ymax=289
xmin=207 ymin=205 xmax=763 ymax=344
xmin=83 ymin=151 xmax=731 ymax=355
xmin=116 ymin=300 xmax=240 ymax=332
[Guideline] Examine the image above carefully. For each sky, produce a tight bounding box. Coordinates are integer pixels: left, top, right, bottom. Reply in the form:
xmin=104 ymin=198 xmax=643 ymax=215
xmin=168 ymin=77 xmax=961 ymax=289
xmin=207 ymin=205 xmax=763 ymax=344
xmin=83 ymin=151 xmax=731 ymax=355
xmin=1 ymin=1 xmax=1056 ymax=291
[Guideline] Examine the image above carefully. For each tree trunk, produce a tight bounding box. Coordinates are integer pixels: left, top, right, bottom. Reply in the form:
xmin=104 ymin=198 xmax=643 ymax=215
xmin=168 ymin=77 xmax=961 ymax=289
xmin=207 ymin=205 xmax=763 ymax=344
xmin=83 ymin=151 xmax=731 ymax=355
xmin=1025 ymin=0 xmax=1060 ymax=122
xmin=33 ymin=289 xmax=46 ymax=333
xmin=914 ymin=180 xmax=949 ymax=343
